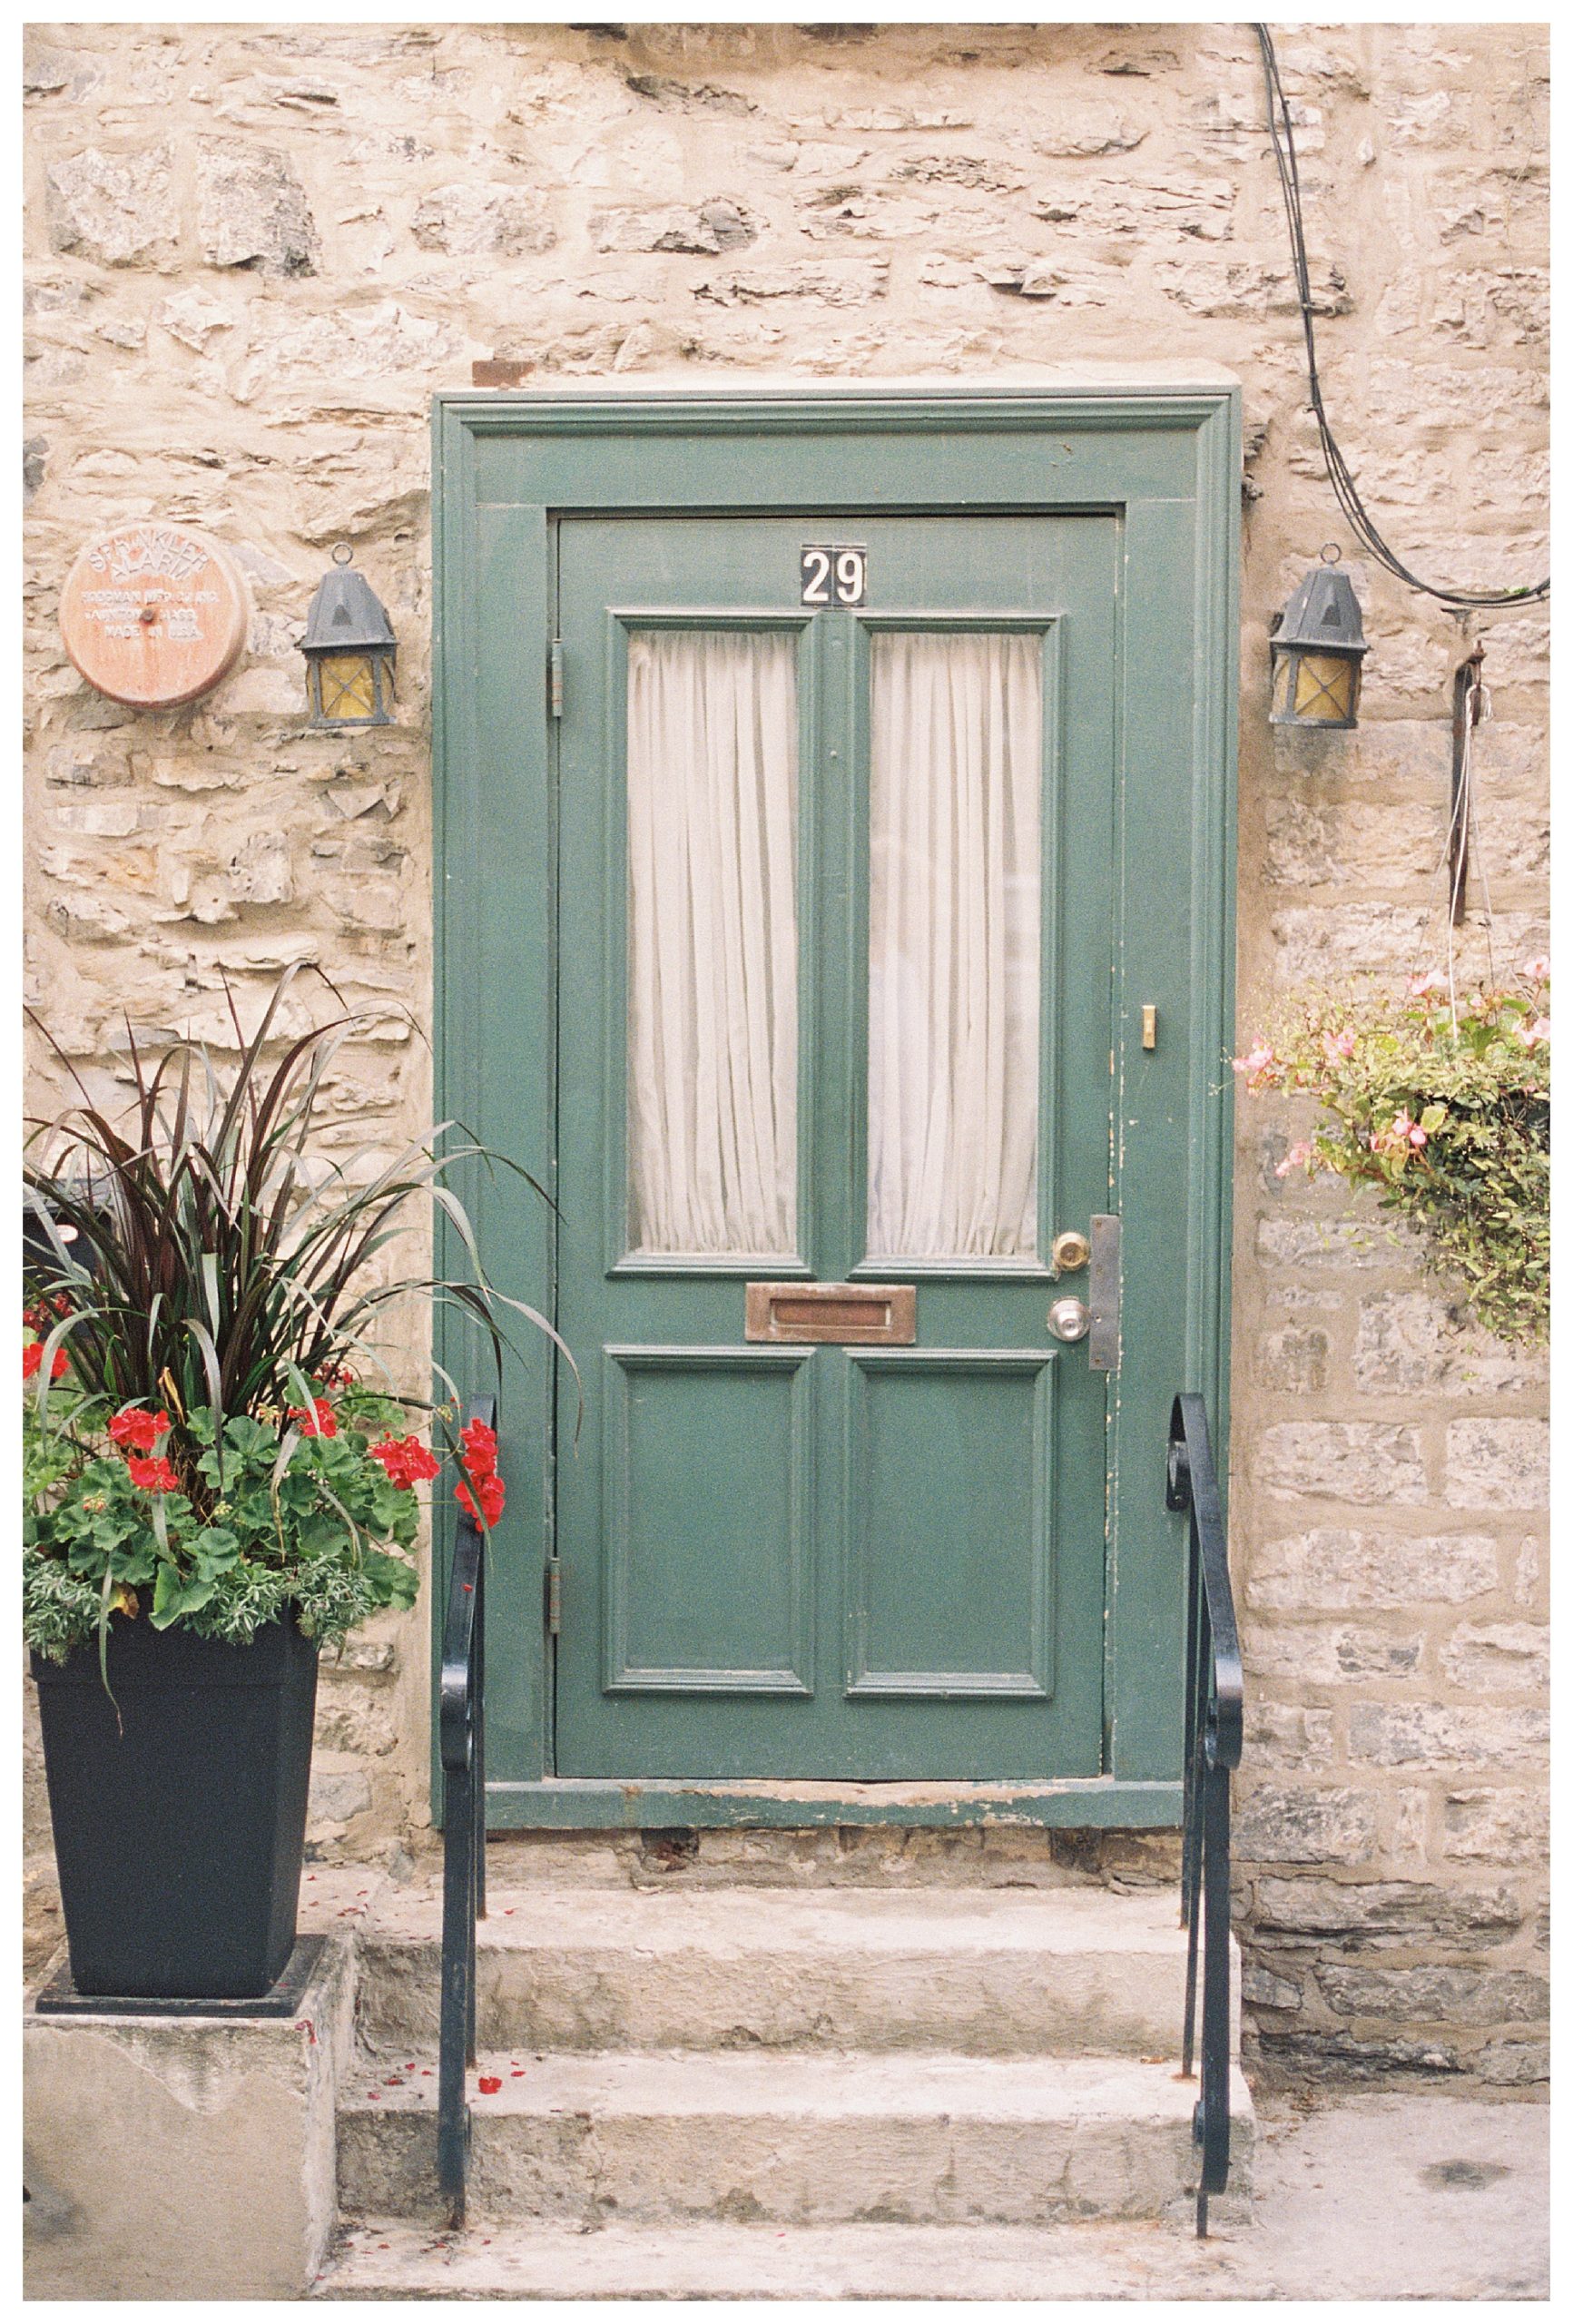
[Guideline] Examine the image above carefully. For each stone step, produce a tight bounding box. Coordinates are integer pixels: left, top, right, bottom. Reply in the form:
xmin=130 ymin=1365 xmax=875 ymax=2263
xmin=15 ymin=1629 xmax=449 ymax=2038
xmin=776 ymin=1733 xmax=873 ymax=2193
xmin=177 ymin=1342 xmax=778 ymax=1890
xmin=337 ymin=2048 xmax=1253 ymax=2229
xmin=354 ymin=1882 xmax=1213 ymax=2060
xmin=314 ymin=2212 xmax=1256 ymax=2301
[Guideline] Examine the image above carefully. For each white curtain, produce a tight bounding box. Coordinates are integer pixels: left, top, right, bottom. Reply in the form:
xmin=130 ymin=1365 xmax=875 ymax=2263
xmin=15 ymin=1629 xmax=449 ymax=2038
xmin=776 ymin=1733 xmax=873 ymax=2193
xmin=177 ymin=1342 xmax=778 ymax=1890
xmin=626 ymin=630 xmax=799 ymax=1256
xmin=867 ymin=631 xmax=1043 ymax=1259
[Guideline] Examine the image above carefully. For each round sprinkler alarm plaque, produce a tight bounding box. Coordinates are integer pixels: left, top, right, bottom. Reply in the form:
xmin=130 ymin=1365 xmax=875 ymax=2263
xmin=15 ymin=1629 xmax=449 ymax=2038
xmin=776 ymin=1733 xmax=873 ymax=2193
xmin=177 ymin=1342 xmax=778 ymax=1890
xmin=59 ymin=521 xmax=250 ymax=708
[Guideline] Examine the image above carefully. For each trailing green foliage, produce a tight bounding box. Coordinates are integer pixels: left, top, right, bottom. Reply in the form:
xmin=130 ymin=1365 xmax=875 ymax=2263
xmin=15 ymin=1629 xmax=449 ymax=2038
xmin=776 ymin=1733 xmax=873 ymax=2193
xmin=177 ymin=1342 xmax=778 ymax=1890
xmin=1235 ymin=960 xmax=1549 ymax=1344
xmin=23 ymin=968 xmax=559 ymax=1663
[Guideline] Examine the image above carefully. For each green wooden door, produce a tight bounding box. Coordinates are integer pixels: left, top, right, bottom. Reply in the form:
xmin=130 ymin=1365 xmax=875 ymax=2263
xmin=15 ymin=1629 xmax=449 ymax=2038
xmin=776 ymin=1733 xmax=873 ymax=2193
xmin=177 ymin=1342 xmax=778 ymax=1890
xmin=554 ymin=512 xmax=1119 ymax=1780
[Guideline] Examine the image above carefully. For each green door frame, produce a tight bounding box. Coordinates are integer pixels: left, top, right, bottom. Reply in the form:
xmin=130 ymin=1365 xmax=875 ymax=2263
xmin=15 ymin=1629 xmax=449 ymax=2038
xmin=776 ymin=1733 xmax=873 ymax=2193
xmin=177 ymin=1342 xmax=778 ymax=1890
xmin=430 ymin=380 xmax=1240 ymax=1832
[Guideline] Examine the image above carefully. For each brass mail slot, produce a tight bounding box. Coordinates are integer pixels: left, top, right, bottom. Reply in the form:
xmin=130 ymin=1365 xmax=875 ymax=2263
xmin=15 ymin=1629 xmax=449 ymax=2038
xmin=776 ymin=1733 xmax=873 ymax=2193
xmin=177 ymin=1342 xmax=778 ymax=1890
xmin=745 ymin=1282 xmax=917 ymax=1345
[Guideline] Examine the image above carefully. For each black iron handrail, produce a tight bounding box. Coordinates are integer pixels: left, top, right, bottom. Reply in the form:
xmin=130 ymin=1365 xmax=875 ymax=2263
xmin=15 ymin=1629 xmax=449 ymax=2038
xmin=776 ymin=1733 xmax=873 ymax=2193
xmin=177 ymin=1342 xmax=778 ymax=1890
xmin=1166 ymin=1391 xmax=1244 ymax=2239
xmin=437 ymin=1393 xmax=494 ymax=2230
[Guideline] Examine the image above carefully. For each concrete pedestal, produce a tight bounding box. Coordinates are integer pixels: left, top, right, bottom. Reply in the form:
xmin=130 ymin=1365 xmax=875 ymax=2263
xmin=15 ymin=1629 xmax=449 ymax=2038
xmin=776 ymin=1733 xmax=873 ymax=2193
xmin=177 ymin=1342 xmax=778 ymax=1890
xmin=24 ymin=1937 xmax=351 ymax=2300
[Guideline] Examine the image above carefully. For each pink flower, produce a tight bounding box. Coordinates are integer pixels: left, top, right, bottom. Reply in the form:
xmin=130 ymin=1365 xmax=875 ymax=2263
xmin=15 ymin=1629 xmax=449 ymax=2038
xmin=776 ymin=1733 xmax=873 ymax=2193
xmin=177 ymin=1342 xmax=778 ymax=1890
xmin=1519 ymin=1016 xmax=1550 ymax=1049
xmin=1232 ymin=1039 xmax=1279 ymax=1091
xmin=1384 ymin=1109 xmax=1428 ymax=1153
xmin=1520 ymin=956 xmax=1550 ymax=983
xmin=1274 ymin=1139 xmax=1315 ymax=1179
xmin=1408 ymin=971 xmax=1448 ymax=999
xmin=1321 ymin=1027 xmax=1356 ymax=1063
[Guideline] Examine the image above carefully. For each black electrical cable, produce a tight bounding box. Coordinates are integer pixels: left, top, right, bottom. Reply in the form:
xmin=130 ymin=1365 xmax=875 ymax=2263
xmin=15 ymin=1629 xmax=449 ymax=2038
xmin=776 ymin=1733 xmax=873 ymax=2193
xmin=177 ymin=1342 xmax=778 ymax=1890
xmin=1254 ymin=23 xmax=1548 ymax=610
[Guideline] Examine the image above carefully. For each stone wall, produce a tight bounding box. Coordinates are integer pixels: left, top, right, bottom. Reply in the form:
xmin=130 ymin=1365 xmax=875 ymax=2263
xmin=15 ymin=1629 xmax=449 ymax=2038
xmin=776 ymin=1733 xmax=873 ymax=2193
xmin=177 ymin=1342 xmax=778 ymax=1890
xmin=24 ymin=21 xmax=1548 ymax=2085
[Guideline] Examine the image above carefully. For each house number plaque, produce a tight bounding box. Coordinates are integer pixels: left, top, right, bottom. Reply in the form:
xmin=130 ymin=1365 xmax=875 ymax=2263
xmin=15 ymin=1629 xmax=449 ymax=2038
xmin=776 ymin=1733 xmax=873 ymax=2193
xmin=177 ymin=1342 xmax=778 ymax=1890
xmin=59 ymin=522 xmax=250 ymax=709
xmin=801 ymin=544 xmax=868 ymax=607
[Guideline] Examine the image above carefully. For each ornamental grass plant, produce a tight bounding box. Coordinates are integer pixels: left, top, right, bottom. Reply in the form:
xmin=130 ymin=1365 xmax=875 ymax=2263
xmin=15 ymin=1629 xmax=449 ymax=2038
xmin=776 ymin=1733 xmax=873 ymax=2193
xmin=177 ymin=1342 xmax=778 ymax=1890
xmin=23 ymin=969 xmax=553 ymax=1671
xmin=1234 ymin=959 xmax=1550 ymax=1344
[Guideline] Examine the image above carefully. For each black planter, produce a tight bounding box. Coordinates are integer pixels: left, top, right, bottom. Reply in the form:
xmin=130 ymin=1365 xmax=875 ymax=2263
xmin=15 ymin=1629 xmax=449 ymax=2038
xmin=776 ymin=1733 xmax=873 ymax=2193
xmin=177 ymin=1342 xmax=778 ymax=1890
xmin=33 ymin=1614 xmax=319 ymax=2000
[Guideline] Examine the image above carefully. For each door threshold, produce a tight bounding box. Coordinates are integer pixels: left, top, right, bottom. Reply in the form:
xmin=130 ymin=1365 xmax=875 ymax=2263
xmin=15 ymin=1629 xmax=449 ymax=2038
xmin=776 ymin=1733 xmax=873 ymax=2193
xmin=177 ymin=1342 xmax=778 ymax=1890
xmin=480 ymin=1777 xmax=1182 ymax=1831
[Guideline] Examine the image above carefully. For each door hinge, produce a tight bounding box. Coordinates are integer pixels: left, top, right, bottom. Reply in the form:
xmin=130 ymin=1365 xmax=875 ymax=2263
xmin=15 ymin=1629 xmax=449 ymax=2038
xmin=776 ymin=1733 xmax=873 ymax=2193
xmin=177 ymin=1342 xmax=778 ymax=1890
xmin=548 ymin=639 xmax=564 ymax=718
xmin=546 ymin=1558 xmax=562 ymax=1634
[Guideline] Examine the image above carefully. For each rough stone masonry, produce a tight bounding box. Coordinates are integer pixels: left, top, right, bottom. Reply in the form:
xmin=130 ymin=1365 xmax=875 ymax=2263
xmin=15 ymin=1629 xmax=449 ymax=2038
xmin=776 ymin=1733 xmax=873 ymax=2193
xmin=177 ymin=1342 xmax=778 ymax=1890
xmin=23 ymin=22 xmax=1548 ymax=2090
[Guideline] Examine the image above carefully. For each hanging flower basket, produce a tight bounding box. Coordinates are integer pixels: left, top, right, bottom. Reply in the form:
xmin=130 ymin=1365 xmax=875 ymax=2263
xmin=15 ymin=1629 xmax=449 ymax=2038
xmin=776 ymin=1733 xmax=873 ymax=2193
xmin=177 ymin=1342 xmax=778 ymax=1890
xmin=1235 ymin=960 xmax=1549 ymax=1345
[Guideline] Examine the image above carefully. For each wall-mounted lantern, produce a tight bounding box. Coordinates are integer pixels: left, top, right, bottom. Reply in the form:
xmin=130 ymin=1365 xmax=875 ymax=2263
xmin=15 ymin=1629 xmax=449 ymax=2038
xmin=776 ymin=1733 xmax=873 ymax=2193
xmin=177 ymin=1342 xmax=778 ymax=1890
xmin=1269 ymin=546 xmax=1368 ymax=730
xmin=300 ymin=544 xmax=397 ymax=728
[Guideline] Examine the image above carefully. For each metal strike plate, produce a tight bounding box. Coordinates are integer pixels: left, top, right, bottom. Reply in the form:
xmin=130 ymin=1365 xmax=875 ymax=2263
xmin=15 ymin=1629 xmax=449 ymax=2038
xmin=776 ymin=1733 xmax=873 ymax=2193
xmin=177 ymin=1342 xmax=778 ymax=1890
xmin=746 ymin=1282 xmax=916 ymax=1345
xmin=1087 ymin=1214 xmax=1121 ymax=1373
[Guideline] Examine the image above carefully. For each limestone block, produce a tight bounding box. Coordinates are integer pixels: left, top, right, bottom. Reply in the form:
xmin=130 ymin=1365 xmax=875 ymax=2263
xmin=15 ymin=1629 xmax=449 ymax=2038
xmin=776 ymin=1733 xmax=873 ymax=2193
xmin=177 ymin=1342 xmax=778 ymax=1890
xmin=157 ymin=284 xmax=240 ymax=350
xmin=45 ymin=894 xmax=135 ymax=945
xmin=1030 ymin=173 xmax=1234 ymax=241
xmin=625 ymin=72 xmax=752 ymax=115
xmin=313 ymin=1690 xmax=400 ymax=1759
xmin=592 ymin=200 xmax=757 ymax=254
xmin=1444 ymin=1419 xmax=1548 ymax=1511
xmin=1254 ymin=1216 xmax=1410 ymax=1269
xmin=1244 ymin=1622 xmax=1422 ymax=1685
xmin=822 ymin=105 xmax=973 ymax=133
xmin=1353 ymin=1292 xmax=1546 ymax=1395
xmin=227 ymin=829 xmax=293 ymax=906
xmin=1475 ymin=2039 xmax=1549 ymax=2086
xmin=196 ymin=140 xmax=318 ymax=279
xmin=1234 ymin=1783 xmax=1378 ymax=1865
xmin=411 ymin=183 xmax=557 ymax=257
xmin=1246 ymin=1527 xmax=1499 ymax=1613
xmin=1268 ymin=903 xmax=1547 ymax=987
xmin=1439 ymin=1622 xmax=1548 ymax=1693
xmin=693 ymin=261 xmax=889 ymax=306
xmin=1263 ymin=797 xmax=1440 ymax=890
xmin=24 ymin=43 xmax=75 ymax=95
xmin=1252 ymin=1876 xmax=1522 ymax=1945
xmin=1155 ymin=257 xmax=1349 ymax=318
xmin=23 ymin=1939 xmax=351 ymax=2299
xmin=1441 ymin=1787 xmax=1548 ymax=1863
xmin=44 ymin=143 xmax=176 ymax=269
xmin=1028 ymin=103 xmax=1146 ymax=157
xmin=1240 ymin=1960 xmax=1303 ymax=2010
xmin=1271 ymin=718 xmax=1450 ymax=787
xmin=1255 ymin=1422 xmax=1427 ymax=1505
xmin=1319 ymin=1964 xmax=1547 ymax=2026
xmin=1244 ymin=1702 xmax=1335 ymax=1766
xmin=1349 ymin=1703 xmax=1548 ymax=1769
xmin=1253 ymin=1323 xmax=1328 ymax=1393
xmin=308 ymin=1761 xmax=374 ymax=1840
xmin=231 ymin=300 xmax=453 ymax=401
xmin=1188 ymin=89 xmax=1323 ymax=157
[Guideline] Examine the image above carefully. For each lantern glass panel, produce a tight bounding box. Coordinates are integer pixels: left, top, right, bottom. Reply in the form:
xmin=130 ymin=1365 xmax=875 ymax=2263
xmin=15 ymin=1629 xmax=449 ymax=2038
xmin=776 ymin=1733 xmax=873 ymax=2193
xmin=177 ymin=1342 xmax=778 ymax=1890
xmin=319 ymin=654 xmax=379 ymax=722
xmin=1293 ymin=652 xmax=1357 ymax=723
xmin=1271 ymin=650 xmax=1295 ymax=723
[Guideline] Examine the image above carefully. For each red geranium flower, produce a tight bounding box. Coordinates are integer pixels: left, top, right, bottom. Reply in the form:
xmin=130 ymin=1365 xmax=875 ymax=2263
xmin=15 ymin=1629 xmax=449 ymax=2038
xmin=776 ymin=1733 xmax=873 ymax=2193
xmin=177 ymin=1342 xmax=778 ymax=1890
xmin=109 ymin=1406 xmax=172 ymax=1453
xmin=126 ymin=1453 xmax=182 ymax=1494
xmin=458 ymin=1418 xmax=498 ymax=1477
xmin=23 ymin=1342 xmax=67 ymax=1383
xmin=288 ymin=1396 xmax=338 ymax=1440
xmin=456 ymin=1472 xmax=505 ymax=1529
xmin=369 ymin=1434 xmax=442 ymax=1491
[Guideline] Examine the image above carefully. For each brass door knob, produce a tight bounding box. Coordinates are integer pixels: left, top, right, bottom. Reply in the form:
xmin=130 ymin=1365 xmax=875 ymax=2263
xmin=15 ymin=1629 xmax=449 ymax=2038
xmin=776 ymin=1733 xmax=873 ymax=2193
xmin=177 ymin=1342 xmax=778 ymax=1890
xmin=1047 ymin=1296 xmax=1091 ymax=1343
xmin=1052 ymin=1230 xmax=1091 ymax=1274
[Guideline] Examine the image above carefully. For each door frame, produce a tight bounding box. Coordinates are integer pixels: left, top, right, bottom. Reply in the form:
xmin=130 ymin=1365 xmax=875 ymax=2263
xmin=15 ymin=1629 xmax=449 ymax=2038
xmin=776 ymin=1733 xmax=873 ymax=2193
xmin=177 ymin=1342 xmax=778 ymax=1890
xmin=430 ymin=379 xmax=1240 ymax=1831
